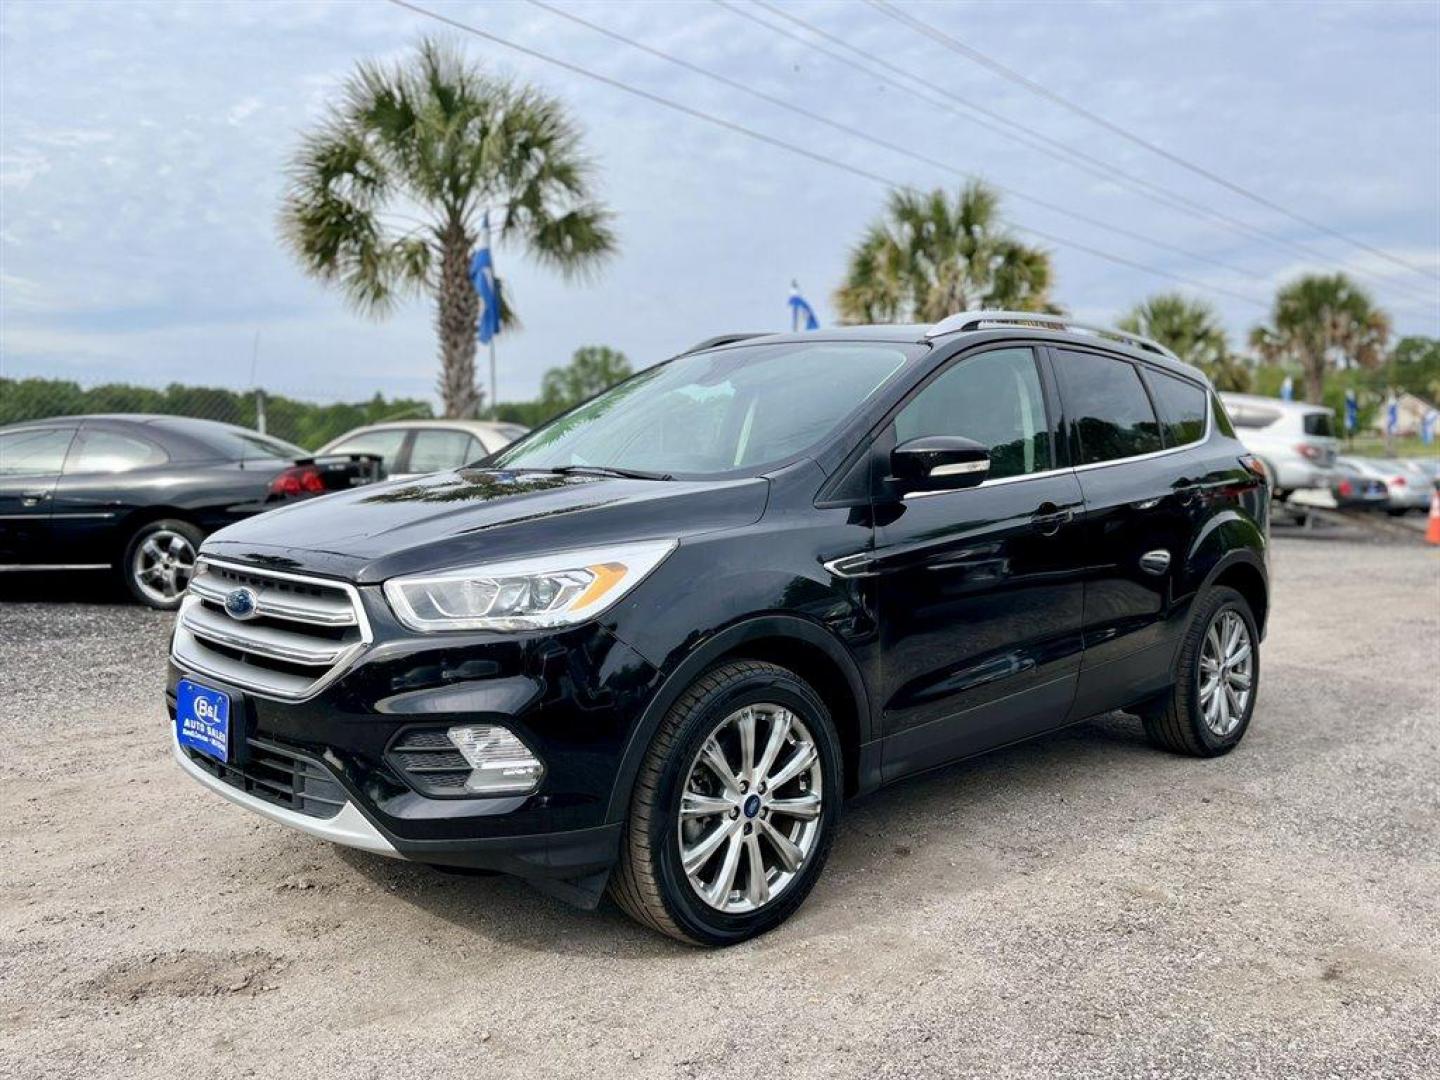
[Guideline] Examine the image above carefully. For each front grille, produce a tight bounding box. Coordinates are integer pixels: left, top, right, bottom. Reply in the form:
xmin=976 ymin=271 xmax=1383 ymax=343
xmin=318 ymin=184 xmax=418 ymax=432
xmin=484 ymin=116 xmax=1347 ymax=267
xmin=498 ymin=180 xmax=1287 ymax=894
xmin=387 ymin=729 xmax=473 ymax=795
xmin=171 ymin=559 xmax=370 ymax=700
xmin=185 ymin=738 xmax=346 ymax=819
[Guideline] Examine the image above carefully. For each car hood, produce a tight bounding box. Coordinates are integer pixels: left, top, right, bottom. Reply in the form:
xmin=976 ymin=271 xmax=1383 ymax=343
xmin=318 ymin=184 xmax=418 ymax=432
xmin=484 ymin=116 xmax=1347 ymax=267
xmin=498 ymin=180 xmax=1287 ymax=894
xmin=201 ymin=468 xmax=770 ymax=583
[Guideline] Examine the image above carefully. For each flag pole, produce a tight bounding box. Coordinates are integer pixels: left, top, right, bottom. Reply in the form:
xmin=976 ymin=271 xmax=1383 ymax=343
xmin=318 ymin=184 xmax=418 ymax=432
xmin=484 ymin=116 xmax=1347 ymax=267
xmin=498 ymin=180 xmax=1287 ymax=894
xmin=488 ymin=338 xmax=497 ymax=421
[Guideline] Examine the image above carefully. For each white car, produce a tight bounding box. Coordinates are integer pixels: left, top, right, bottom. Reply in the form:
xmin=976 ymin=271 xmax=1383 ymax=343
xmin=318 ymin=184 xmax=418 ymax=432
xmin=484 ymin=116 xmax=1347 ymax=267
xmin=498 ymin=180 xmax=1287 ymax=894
xmin=1218 ymin=393 xmax=1337 ymax=499
xmin=316 ymin=419 xmax=529 ymax=481
xmin=1337 ymin=456 xmax=1433 ymax=515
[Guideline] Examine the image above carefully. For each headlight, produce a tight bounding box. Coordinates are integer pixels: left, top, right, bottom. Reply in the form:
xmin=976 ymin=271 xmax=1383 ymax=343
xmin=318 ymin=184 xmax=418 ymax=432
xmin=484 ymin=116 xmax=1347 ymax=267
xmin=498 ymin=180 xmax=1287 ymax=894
xmin=383 ymin=540 xmax=676 ymax=632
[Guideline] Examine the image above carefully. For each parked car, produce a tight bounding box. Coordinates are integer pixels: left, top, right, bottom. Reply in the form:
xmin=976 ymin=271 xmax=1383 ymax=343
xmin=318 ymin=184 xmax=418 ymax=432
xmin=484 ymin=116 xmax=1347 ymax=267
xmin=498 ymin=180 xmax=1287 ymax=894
xmin=315 ymin=419 xmax=527 ymax=480
xmin=1402 ymin=456 xmax=1440 ymax=489
xmin=168 ymin=312 xmax=1269 ymax=946
xmin=1217 ymin=392 xmax=1337 ymax=500
xmin=0 ymin=414 xmax=382 ymax=608
xmin=1329 ymin=458 xmax=1390 ymax=511
xmin=1336 ymin=456 xmax=1433 ymax=515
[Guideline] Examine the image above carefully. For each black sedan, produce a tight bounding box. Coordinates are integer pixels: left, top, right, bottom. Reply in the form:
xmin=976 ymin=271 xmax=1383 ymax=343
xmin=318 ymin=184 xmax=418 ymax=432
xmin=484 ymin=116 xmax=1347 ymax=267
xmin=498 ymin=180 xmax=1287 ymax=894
xmin=0 ymin=414 xmax=381 ymax=608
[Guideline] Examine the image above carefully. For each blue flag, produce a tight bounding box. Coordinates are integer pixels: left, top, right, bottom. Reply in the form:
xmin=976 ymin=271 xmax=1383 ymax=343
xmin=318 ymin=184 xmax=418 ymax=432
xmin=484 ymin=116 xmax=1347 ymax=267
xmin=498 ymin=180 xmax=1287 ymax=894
xmin=469 ymin=213 xmax=501 ymax=346
xmin=1279 ymin=375 xmax=1293 ymax=402
xmin=1385 ymin=394 xmax=1399 ymax=436
xmin=1422 ymin=409 xmax=1437 ymax=445
xmin=1344 ymin=389 xmax=1357 ymax=433
xmin=788 ymin=281 xmax=819 ymax=331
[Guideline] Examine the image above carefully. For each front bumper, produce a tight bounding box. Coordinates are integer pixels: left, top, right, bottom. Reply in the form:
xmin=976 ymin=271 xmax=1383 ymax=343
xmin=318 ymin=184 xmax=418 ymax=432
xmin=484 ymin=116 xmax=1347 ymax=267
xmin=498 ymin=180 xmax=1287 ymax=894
xmin=167 ymin=599 xmax=659 ymax=882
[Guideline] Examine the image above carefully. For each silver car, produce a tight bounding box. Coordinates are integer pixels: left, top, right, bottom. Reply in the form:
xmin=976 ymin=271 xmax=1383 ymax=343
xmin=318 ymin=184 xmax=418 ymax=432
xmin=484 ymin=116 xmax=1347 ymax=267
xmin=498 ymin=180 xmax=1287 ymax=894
xmin=1337 ymin=456 xmax=1433 ymax=515
xmin=315 ymin=419 xmax=529 ymax=481
xmin=1218 ymin=393 xmax=1337 ymax=499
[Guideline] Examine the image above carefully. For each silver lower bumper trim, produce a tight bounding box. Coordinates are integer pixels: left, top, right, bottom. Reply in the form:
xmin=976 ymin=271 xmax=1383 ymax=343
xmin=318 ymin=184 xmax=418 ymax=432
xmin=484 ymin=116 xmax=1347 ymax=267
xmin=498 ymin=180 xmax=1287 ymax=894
xmin=170 ymin=730 xmax=400 ymax=858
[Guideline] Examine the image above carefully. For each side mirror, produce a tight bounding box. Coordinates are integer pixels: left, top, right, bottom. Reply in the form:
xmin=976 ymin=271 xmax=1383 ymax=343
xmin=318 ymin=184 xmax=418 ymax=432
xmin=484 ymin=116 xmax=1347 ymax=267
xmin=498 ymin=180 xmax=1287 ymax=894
xmin=890 ymin=436 xmax=990 ymax=494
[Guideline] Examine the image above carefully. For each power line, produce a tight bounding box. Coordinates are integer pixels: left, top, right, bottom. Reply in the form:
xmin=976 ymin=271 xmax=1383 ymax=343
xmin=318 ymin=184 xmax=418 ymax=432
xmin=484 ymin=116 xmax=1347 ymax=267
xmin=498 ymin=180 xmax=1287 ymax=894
xmin=524 ymin=0 xmax=1270 ymax=290
xmin=735 ymin=0 xmax=1438 ymax=312
xmin=867 ymin=0 xmax=1440 ymax=285
xmin=382 ymin=0 xmax=1270 ymax=310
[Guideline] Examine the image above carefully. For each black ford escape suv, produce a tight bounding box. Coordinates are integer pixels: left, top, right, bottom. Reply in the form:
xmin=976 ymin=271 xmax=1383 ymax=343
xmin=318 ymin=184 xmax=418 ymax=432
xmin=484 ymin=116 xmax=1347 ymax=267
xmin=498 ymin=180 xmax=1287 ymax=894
xmin=167 ymin=312 xmax=1269 ymax=946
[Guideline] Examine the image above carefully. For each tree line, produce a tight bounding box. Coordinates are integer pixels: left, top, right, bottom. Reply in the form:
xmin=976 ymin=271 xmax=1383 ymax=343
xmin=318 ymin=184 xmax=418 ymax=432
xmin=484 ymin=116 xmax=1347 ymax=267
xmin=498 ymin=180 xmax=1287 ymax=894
xmin=0 ymin=378 xmax=434 ymax=451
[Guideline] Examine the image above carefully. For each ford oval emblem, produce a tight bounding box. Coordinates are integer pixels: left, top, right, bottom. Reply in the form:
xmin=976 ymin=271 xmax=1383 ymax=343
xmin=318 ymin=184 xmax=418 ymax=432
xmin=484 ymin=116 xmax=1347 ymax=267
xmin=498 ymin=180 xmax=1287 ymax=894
xmin=224 ymin=586 xmax=259 ymax=621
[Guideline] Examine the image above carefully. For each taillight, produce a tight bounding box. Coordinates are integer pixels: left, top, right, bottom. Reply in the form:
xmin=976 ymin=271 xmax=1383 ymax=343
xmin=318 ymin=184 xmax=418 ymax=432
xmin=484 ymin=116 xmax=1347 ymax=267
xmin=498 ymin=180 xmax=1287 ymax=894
xmin=270 ymin=465 xmax=326 ymax=497
xmin=1391 ymin=476 xmax=1406 ymax=487
xmin=1295 ymin=444 xmax=1323 ymax=461
xmin=1338 ymin=480 xmax=1353 ymax=497
xmin=1240 ymin=455 xmax=1269 ymax=482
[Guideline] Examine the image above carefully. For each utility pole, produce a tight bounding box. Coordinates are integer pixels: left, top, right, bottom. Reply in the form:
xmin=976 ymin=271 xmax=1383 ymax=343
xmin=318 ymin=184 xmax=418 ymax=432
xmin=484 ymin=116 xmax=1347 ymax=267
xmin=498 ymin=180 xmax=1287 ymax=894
xmin=248 ymin=330 xmax=267 ymax=434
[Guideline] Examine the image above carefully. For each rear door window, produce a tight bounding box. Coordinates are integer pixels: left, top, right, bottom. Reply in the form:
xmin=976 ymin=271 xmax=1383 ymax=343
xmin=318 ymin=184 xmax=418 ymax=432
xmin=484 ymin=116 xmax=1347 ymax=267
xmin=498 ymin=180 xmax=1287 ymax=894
xmin=407 ymin=430 xmax=482 ymax=473
xmin=65 ymin=430 xmax=169 ymax=473
xmin=1054 ymin=350 xmax=1162 ymax=464
xmin=327 ymin=428 xmax=409 ymax=467
xmin=1145 ymin=370 xmax=1209 ymax=447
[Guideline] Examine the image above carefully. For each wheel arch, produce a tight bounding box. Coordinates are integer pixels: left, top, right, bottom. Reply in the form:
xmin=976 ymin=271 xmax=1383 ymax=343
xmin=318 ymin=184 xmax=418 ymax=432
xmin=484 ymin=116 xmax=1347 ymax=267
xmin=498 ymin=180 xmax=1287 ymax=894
xmin=604 ymin=615 xmax=876 ymax=823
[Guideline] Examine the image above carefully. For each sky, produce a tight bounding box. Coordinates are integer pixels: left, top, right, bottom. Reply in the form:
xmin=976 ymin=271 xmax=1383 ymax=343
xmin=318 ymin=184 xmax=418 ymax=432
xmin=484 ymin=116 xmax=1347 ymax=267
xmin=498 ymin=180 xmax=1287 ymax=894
xmin=2 ymin=0 xmax=1438 ymax=408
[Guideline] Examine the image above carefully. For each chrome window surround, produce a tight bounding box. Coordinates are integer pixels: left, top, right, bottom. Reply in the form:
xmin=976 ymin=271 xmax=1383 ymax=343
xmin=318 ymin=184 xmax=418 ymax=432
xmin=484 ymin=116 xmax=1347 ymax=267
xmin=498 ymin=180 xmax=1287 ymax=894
xmin=170 ymin=557 xmax=373 ymax=702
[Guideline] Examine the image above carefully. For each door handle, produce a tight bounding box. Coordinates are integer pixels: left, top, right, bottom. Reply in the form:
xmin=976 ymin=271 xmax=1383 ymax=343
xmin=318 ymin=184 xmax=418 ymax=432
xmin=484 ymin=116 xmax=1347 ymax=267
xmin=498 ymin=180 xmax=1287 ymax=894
xmin=1030 ymin=502 xmax=1073 ymax=536
xmin=20 ymin=490 xmax=50 ymax=508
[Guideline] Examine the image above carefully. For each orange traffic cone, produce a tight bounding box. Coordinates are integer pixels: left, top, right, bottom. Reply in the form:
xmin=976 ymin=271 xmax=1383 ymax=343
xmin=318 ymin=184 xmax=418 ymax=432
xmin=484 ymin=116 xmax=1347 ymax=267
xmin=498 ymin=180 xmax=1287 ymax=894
xmin=1427 ymin=488 xmax=1440 ymax=546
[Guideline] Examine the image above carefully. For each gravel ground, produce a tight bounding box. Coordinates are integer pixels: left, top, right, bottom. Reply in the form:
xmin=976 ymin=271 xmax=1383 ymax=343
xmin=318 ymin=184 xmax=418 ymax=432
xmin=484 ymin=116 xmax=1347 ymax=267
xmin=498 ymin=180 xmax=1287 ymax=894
xmin=2 ymin=536 xmax=1437 ymax=1080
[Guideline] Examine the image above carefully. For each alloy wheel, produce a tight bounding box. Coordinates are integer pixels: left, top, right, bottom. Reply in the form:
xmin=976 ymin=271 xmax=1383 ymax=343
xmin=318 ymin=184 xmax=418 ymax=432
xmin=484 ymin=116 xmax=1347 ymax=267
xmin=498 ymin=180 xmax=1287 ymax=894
xmin=677 ymin=702 xmax=824 ymax=914
xmin=1198 ymin=609 xmax=1253 ymax=737
xmin=132 ymin=530 xmax=197 ymax=605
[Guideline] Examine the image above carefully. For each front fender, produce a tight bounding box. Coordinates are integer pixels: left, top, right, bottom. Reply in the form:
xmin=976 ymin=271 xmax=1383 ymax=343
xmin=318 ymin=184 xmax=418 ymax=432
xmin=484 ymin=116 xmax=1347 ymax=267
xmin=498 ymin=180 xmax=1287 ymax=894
xmin=602 ymin=612 xmax=875 ymax=824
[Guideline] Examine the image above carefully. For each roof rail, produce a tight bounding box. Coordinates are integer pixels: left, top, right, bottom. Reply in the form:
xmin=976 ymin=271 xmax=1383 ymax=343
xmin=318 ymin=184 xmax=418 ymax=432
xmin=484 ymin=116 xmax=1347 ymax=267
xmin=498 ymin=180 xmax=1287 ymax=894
xmin=924 ymin=310 xmax=1179 ymax=361
xmin=681 ymin=332 xmax=770 ymax=355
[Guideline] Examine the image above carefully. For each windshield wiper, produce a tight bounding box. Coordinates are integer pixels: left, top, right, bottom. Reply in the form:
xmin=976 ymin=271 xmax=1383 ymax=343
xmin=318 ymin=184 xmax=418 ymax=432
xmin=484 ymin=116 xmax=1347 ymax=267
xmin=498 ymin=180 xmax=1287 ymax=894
xmin=549 ymin=464 xmax=674 ymax=481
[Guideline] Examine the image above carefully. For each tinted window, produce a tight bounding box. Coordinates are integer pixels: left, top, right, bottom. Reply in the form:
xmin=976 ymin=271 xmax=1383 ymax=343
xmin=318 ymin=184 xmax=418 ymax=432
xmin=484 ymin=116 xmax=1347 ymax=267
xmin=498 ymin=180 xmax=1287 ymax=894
xmin=894 ymin=347 xmax=1051 ymax=481
xmin=494 ymin=342 xmax=914 ymax=477
xmin=1146 ymin=371 xmax=1208 ymax=447
xmin=0 ymin=428 xmax=74 ymax=476
xmin=408 ymin=430 xmax=481 ymax=473
xmin=186 ymin=427 xmax=303 ymax=461
xmin=1303 ymin=412 xmax=1335 ymax=437
xmin=328 ymin=429 xmax=409 ymax=465
xmin=1055 ymin=350 xmax=1162 ymax=464
xmin=65 ymin=430 xmax=168 ymax=473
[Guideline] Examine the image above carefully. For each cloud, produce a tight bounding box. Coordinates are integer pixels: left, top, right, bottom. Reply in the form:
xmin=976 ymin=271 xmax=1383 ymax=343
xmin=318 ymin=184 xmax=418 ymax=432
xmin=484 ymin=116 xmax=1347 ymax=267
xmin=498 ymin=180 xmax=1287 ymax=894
xmin=0 ymin=0 xmax=1436 ymax=409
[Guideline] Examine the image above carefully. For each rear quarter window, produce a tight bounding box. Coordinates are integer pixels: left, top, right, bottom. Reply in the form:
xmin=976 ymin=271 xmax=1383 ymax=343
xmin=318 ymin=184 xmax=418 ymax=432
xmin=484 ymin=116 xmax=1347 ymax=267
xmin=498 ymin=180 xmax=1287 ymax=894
xmin=1145 ymin=370 xmax=1208 ymax=447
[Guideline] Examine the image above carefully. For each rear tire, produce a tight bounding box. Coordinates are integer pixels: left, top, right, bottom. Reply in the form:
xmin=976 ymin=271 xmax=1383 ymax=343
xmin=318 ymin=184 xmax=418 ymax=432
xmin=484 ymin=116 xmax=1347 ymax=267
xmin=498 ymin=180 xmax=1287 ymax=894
xmin=609 ymin=660 xmax=842 ymax=946
xmin=120 ymin=518 xmax=203 ymax=610
xmin=1138 ymin=586 xmax=1259 ymax=757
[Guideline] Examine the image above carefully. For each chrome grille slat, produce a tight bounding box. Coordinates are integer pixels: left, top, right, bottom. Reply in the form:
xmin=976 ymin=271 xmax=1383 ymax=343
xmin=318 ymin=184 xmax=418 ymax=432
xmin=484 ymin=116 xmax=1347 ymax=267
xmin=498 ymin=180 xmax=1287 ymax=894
xmin=181 ymin=604 xmax=345 ymax=666
xmin=171 ymin=558 xmax=372 ymax=702
xmin=188 ymin=575 xmax=357 ymax=627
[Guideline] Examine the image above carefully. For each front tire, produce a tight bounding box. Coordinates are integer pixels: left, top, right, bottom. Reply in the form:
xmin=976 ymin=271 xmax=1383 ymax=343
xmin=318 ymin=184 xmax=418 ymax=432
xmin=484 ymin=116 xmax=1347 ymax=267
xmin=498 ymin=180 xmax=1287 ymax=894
xmin=609 ymin=660 xmax=842 ymax=946
xmin=120 ymin=519 xmax=203 ymax=610
xmin=1139 ymin=585 xmax=1259 ymax=757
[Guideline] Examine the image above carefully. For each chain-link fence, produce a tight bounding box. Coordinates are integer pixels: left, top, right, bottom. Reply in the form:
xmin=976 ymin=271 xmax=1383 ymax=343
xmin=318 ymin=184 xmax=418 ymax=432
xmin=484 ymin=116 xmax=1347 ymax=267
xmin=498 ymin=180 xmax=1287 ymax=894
xmin=0 ymin=375 xmax=439 ymax=451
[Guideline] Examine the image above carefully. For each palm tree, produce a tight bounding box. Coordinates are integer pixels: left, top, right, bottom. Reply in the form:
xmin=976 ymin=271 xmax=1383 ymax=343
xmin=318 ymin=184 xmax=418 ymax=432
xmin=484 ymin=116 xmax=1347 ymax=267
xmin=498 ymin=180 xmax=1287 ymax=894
xmin=280 ymin=39 xmax=616 ymax=418
xmin=1248 ymin=274 xmax=1389 ymax=405
xmin=834 ymin=181 xmax=1058 ymax=324
xmin=1119 ymin=292 xmax=1251 ymax=391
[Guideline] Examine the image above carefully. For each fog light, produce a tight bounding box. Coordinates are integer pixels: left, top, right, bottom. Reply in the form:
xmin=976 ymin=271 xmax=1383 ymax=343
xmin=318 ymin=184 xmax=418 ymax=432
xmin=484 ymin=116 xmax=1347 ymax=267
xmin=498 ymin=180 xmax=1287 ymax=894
xmin=446 ymin=725 xmax=544 ymax=796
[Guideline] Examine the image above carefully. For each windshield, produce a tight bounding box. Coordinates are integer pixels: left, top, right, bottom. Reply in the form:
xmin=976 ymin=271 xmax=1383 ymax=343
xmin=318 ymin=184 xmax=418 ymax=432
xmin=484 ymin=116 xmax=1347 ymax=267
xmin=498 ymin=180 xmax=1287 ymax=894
xmin=493 ymin=341 xmax=918 ymax=477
